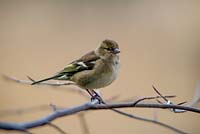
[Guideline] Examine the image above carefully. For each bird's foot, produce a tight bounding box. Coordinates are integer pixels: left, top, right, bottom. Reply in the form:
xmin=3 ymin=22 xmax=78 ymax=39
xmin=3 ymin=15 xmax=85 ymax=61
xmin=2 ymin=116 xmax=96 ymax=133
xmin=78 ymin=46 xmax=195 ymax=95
xmin=91 ymin=94 xmax=103 ymax=104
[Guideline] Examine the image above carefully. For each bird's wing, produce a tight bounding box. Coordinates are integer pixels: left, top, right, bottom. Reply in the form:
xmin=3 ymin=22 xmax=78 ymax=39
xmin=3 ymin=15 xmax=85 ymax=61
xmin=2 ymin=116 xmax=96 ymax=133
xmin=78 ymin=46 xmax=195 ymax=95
xmin=31 ymin=51 xmax=100 ymax=84
xmin=58 ymin=51 xmax=100 ymax=75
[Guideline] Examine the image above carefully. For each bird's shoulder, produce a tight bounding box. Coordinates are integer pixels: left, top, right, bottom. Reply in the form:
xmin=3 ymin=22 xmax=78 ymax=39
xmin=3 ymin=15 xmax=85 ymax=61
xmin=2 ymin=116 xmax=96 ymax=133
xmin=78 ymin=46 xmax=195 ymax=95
xmin=59 ymin=51 xmax=100 ymax=74
xmin=77 ymin=50 xmax=100 ymax=63
xmin=71 ymin=50 xmax=100 ymax=67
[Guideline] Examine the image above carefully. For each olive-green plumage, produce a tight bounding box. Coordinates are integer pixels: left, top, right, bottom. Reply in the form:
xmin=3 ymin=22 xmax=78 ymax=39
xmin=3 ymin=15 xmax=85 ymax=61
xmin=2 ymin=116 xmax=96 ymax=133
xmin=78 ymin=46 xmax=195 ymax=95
xmin=32 ymin=39 xmax=120 ymax=91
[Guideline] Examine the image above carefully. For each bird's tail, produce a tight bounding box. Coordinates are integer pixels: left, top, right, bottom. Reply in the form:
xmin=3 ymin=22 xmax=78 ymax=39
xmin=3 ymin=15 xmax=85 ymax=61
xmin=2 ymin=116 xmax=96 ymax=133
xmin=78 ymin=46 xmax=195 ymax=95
xmin=31 ymin=74 xmax=63 ymax=85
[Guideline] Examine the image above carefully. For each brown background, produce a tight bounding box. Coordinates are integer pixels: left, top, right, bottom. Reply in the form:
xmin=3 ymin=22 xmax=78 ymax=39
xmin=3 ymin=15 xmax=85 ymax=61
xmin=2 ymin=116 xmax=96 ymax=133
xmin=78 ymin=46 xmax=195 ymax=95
xmin=0 ymin=0 xmax=200 ymax=134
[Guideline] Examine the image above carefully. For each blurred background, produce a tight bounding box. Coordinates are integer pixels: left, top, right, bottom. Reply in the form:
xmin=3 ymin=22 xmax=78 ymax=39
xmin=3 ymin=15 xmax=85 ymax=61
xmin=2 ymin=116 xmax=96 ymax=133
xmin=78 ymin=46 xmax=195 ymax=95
xmin=0 ymin=0 xmax=200 ymax=134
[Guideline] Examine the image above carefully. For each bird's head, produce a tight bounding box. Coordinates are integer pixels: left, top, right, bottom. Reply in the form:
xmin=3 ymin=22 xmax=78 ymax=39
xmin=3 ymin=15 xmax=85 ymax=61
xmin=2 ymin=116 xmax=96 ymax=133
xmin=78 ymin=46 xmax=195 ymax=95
xmin=95 ymin=39 xmax=120 ymax=59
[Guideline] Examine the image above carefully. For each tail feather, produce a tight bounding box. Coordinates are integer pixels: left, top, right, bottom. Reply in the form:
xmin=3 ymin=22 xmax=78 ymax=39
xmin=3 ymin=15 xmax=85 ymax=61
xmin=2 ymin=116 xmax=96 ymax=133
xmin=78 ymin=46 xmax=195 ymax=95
xmin=31 ymin=74 xmax=62 ymax=85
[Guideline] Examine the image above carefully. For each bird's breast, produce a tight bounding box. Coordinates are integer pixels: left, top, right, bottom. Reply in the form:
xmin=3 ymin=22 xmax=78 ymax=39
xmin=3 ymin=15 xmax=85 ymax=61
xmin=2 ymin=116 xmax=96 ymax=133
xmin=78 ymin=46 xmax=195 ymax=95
xmin=72 ymin=58 xmax=120 ymax=90
xmin=87 ymin=59 xmax=120 ymax=89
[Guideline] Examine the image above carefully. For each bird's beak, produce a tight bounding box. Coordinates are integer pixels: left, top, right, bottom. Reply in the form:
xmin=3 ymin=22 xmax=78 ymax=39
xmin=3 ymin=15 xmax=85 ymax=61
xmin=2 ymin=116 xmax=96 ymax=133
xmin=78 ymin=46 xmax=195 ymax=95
xmin=112 ymin=48 xmax=120 ymax=54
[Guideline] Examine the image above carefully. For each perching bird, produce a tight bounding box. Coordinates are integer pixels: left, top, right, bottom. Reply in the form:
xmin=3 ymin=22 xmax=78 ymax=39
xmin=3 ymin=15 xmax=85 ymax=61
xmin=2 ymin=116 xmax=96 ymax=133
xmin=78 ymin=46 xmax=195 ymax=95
xmin=32 ymin=39 xmax=120 ymax=97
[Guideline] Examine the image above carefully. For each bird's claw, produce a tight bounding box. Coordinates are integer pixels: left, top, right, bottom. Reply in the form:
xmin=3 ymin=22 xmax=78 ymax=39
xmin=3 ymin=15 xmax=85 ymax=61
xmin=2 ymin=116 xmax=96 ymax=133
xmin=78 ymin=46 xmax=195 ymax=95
xmin=91 ymin=94 xmax=103 ymax=104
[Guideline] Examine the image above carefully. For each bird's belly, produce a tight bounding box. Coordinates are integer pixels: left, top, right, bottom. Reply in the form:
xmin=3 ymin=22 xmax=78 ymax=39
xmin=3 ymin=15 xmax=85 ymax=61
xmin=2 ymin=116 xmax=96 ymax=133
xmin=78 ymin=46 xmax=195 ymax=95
xmin=83 ymin=63 xmax=119 ymax=89
xmin=85 ymin=73 xmax=115 ymax=89
xmin=72 ymin=60 xmax=120 ymax=90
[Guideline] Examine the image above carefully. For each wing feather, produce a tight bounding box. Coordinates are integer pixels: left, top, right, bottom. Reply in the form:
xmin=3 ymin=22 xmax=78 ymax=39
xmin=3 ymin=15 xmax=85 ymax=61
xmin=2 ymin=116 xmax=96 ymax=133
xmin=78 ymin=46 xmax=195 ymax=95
xmin=58 ymin=51 xmax=100 ymax=75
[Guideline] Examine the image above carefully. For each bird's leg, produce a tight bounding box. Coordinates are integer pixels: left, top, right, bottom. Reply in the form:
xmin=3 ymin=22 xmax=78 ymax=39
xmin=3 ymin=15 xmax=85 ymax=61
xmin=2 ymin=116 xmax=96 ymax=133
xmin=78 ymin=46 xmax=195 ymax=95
xmin=86 ymin=89 xmax=93 ymax=97
xmin=85 ymin=89 xmax=103 ymax=104
xmin=91 ymin=89 xmax=104 ymax=104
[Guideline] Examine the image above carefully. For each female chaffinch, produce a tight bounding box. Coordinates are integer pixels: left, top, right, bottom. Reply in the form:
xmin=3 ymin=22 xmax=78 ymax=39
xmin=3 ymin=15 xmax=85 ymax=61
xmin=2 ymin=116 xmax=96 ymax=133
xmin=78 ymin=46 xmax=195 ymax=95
xmin=32 ymin=39 xmax=120 ymax=97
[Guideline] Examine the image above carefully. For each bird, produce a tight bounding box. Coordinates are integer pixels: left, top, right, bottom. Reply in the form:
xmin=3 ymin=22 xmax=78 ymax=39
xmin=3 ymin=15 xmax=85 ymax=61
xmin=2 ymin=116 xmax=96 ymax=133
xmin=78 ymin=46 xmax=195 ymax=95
xmin=32 ymin=39 xmax=120 ymax=98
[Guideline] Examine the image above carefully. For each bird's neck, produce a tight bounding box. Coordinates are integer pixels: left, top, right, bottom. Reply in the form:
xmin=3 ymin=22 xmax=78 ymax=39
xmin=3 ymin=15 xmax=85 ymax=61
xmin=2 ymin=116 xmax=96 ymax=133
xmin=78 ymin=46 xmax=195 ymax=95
xmin=103 ymin=55 xmax=119 ymax=65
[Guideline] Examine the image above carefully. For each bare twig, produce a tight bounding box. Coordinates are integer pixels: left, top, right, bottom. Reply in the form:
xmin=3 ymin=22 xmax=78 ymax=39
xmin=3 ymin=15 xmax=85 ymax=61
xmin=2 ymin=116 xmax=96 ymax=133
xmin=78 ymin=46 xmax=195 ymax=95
xmin=0 ymin=102 xmax=92 ymax=131
xmin=1 ymin=75 xmax=197 ymax=134
xmin=0 ymin=98 xmax=188 ymax=134
xmin=0 ymin=95 xmax=120 ymax=117
xmin=48 ymin=122 xmax=68 ymax=134
xmin=93 ymin=92 xmax=188 ymax=134
xmin=0 ymin=105 xmax=50 ymax=117
xmin=191 ymin=80 xmax=200 ymax=107
xmin=91 ymin=102 xmax=200 ymax=113
xmin=130 ymin=95 xmax=176 ymax=106
xmin=2 ymin=75 xmax=89 ymax=98
xmin=1 ymin=100 xmax=198 ymax=133
xmin=78 ymin=113 xmax=90 ymax=134
xmin=111 ymin=109 xmax=187 ymax=134
xmin=3 ymin=75 xmax=75 ymax=87
xmin=26 ymin=76 xmax=36 ymax=82
xmin=152 ymin=85 xmax=169 ymax=102
xmin=152 ymin=86 xmax=187 ymax=113
xmin=120 ymin=95 xmax=176 ymax=103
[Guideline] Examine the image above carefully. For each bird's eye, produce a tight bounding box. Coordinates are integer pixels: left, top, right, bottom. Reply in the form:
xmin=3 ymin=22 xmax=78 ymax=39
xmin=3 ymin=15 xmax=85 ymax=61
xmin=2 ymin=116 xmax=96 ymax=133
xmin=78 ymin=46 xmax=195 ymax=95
xmin=104 ymin=47 xmax=113 ymax=51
